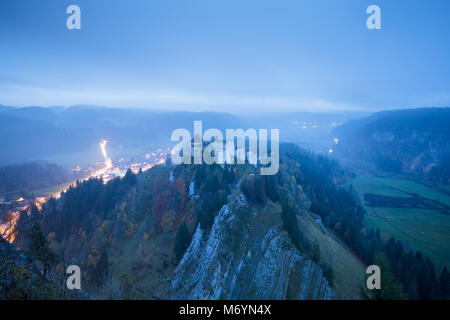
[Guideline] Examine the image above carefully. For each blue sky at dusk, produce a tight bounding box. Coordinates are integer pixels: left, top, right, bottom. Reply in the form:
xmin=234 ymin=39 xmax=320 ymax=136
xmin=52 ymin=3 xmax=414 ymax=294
xmin=0 ymin=0 xmax=449 ymax=113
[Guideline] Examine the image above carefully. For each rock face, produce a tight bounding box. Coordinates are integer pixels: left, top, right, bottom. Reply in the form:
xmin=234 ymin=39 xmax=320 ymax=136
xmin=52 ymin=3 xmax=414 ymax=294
xmin=0 ymin=237 xmax=29 ymax=271
xmin=170 ymin=190 xmax=334 ymax=300
xmin=0 ymin=237 xmax=51 ymax=299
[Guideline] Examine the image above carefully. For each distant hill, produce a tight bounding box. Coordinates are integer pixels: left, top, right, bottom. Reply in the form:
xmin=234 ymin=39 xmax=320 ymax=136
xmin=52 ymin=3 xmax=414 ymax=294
xmin=0 ymin=105 xmax=247 ymax=166
xmin=0 ymin=105 xmax=16 ymax=112
xmin=0 ymin=104 xmax=364 ymax=166
xmin=0 ymin=161 xmax=72 ymax=196
xmin=0 ymin=106 xmax=60 ymax=123
xmin=333 ymin=108 xmax=450 ymax=182
xmin=0 ymin=113 xmax=96 ymax=165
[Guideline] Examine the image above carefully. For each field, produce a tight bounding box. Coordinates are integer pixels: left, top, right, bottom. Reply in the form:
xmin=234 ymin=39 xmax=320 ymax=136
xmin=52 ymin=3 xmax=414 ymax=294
xmin=349 ymin=175 xmax=450 ymax=271
xmin=32 ymin=182 xmax=76 ymax=197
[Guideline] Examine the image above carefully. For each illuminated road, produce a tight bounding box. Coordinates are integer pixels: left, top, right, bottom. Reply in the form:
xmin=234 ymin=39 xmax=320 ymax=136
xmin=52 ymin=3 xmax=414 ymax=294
xmin=0 ymin=140 xmax=170 ymax=243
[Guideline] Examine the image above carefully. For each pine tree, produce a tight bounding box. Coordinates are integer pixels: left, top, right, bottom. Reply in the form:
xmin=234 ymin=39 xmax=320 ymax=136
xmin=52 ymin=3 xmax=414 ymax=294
xmin=374 ymin=253 xmax=407 ymax=300
xmin=264 ymin=175 xmax=279 ymax=202
xmin=28 ymin=222 xmax=59 ymax=277
xmin=123 ymin=168 xmax=137 ymax=185
xmin=280 ymin=199 xmax=303 ymax=253
xmin=91 ymin=248 xmax=109 ymax=285
xmin=439 ymin=267 xmax=450 ymax=299
xmin=174 ymin=222 xmax=191 ymax=262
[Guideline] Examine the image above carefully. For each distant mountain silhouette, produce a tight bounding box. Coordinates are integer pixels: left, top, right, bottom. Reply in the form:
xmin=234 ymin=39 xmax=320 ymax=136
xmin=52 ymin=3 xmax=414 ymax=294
xmin=0 ymin=104 xmax=367 ymax=166
xmin=0 ymin=105 xmax=247 ymax=165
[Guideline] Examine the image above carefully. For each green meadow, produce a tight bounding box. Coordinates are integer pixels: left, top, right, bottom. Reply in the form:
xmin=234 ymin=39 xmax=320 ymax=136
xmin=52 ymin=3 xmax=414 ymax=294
xmin=349 ymin=175 xmax=450 ymax=270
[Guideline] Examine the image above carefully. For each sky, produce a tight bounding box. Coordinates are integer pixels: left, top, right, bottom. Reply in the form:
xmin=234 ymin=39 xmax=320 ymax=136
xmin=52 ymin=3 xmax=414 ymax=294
xmin=0 ymin=0 xmax=449 ymax=113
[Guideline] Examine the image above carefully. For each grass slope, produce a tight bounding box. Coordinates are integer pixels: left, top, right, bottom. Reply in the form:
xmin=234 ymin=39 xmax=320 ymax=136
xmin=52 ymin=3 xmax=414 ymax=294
xmin=298 ymin=212 xmax=366 ymax=299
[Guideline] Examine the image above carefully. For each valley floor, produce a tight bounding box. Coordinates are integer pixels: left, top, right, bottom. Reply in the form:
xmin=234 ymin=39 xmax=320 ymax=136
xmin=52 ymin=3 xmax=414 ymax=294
xmin=349 ymin=175 xmax=450 ymax=271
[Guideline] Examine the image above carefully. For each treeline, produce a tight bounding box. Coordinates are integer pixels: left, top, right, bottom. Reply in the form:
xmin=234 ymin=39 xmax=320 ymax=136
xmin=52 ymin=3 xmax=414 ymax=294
xmin=39 ymin=168 xmax=138 ymax=241
xmin=385 ymin=238 xmax=450 ymax=299
xmin=194 ymin=164 xmax=236 ymax=230
xmin=240 ymin=174 xmax=279 ymax=205
xmin=0 ymin=161 xmax=71 ymax=195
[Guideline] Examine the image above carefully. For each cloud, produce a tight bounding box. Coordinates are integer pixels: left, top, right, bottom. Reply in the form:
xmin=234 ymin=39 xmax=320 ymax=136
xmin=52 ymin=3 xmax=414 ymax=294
xmin=0 ymin=83 xmax=364 ymax=113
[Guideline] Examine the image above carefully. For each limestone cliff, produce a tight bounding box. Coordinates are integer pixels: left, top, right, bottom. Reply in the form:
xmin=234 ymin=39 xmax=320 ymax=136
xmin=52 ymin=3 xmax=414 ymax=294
xmin=169 ymin=189 xmax=334 ymax=300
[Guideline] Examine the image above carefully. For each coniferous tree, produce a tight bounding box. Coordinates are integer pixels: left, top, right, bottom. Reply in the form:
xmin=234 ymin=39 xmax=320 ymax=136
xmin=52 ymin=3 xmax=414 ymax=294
xmin=439 ymin=267 xmax=450 ymax=299
xmin=28 ymin=222 xmax=59 ymax=277
xmin=174 ymin=222 xmax=191 ymax=262
xmin=91 ymin=248 xmax=109 ymax=286
xmin=280 ymin=199 xmax=303 ymax=253
xmin=123 ymin=168 xmax=137 ymax=185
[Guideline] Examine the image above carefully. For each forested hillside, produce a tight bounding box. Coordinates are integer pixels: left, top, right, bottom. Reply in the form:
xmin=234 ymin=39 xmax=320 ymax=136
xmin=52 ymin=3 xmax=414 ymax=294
xmin=5 ymin=144 xmax=449 ymax=299
xmin=0 ymin=162 xmax=72 ymax=195
xmin=333 ymin=108 xmax=450 ymax=183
